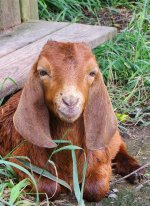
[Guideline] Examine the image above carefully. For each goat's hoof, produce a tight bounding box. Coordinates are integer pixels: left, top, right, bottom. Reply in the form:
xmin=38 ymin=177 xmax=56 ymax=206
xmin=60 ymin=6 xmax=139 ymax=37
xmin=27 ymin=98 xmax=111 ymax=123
xmin=127 ymin=166 xmax=146 ymax=184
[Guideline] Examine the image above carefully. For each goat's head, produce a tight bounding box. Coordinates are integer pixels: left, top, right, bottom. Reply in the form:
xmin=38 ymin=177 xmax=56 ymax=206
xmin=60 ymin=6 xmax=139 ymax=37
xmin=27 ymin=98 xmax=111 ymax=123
xmin=37 ymin=42 xmax=98 ymax=123
xmin=13 ymin=41 xmax=117 ymax=150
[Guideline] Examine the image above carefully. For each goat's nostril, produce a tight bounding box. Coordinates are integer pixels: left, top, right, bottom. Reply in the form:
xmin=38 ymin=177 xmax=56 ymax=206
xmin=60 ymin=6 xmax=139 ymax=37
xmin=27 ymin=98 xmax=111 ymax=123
xmin=62 ymin=97 xmax=79 ymax=107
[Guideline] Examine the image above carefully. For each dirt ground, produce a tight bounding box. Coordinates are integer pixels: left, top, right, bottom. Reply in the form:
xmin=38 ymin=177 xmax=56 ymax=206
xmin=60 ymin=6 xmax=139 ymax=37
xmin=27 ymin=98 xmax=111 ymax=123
xmin=101 ymin=125 xmax=150 ymax=206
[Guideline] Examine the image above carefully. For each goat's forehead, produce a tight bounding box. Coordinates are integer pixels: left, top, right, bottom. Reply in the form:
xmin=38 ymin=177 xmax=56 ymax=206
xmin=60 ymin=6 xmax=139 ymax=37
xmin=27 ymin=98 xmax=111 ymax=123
xmin=42 ymin=41 xmax=92 ymax=56
xmin=39 ymin=42 xmax=96 ymax=73
xmin=41 ymin=42 xmax=94 ymax=62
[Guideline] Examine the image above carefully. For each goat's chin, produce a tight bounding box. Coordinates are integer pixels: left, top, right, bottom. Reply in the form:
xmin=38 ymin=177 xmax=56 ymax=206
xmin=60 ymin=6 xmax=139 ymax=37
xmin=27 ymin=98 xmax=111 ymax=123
xmin=57 ymin=110 xmax=81 ymax=123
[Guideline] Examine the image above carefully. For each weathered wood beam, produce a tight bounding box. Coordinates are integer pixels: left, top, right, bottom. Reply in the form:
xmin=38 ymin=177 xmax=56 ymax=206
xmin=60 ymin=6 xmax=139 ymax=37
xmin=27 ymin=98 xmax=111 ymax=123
xmin=19 ymin=0 xmax=39 ymax=22
xmin=0 ymin=0 xmax=21 ymax=30
xmin=0 ymin=21 xmax=70 ymax=58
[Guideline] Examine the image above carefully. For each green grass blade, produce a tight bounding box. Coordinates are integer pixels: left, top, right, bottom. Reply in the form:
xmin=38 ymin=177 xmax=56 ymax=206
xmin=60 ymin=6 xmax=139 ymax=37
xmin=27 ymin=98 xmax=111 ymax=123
xmin=71 ymin=150 xmax=81 ymax=203
xmin=51 ymin=144 xmax=87 ymax=205
xmin=51 ymin=145 xmax=83 ymax=155
xmin=9 ymin=178 xmax=30 ymax=204
xmin=0 ymin=160 xmax=39 ymax=203
xmin=80 ymin=153 xmax=87 ymax=203
xmin=17 ymin=159 xmax=71 ymax=191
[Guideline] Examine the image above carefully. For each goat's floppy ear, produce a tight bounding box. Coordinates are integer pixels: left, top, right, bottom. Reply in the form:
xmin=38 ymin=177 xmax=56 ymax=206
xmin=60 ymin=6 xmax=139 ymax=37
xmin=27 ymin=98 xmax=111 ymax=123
xmin=13 ymin=62 xmax=57 ymax=148
xmin=84 ymin=71 xmax=117 ymax=150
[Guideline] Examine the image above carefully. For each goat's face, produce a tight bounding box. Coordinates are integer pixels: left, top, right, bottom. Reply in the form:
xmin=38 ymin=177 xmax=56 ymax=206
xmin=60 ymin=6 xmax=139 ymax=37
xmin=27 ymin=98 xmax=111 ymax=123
xmin=36 ymin=42 xmax=98 ymax=123
xmin=14 ymin=41 xmax=117 ymax=149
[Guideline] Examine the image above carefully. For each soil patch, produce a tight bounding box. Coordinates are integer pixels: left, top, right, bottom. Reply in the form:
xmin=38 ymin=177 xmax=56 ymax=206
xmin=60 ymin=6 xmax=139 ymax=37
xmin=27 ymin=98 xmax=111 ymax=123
xmin=102 ymin=125 xmax=150 ymax=206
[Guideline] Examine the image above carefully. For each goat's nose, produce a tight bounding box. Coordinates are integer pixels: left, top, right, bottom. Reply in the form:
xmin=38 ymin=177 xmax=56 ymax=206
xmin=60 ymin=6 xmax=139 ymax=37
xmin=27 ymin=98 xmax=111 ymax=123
xmin=62 ymin=96 xmax=79 ymax=107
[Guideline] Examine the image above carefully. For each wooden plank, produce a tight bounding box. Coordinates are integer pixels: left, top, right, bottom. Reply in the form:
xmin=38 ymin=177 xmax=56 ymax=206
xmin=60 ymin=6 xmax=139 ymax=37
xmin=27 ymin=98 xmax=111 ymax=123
xmin=29 ymin=0 xmax=39 ymax=20
xmin=0 ymin=21 xmax=70 ymax=58
xmin=0 ymin=0 xmax=21 ymax=30
xmin=0 ymin=22 xmax=117 ymax=99
xmin=19 ymin=0 xmax=30 ymax=21
xmin=20 ymin=0 xmax=39 ymax=22
xmin=50 ymin=23 xmax=117 ymax=48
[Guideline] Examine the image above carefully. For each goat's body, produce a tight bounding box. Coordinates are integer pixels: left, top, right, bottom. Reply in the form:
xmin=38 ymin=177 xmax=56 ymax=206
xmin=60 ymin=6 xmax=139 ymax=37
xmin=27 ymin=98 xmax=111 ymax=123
xmin=0 ymin=92 xmax=22 ymax=156
xmin=0 ymin=91 xmax=142 ymax=201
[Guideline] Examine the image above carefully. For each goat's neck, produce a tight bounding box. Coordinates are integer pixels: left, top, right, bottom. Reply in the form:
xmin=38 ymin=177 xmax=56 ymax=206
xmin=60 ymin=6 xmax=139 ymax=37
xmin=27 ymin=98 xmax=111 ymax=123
xmin=48 ymin=112 xmax=86 ymax=184
xmin=49 ymin=112 xmax=86 ymax=148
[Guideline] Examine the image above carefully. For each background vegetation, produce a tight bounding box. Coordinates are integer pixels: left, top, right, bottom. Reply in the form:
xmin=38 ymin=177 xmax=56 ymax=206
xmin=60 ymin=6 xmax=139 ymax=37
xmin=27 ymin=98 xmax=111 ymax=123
xmin=38 ymin=0 xmax=150 ymax=127
xmin=0 ymin=0 xmax=150 ymax=205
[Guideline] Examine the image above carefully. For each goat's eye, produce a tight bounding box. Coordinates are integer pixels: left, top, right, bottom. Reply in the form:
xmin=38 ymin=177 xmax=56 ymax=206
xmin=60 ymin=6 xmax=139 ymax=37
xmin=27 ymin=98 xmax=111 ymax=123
xmin=39 ymin=70 xmax=48 ymax=77
xmin=89 ymin=71 xmax=96 ymax=77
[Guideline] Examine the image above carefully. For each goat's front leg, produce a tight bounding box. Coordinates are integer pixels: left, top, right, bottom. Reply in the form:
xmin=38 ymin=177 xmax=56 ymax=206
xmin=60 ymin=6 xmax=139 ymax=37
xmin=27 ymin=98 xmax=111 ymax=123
xmin=83 ymin=149 xmax=112 ymax=202
xmin=113 ymin=141 xmax=145 ymax=183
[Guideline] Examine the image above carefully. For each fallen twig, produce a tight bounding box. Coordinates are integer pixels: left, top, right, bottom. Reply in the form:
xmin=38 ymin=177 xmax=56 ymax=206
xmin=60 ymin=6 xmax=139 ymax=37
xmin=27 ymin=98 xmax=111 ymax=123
xmin=111 ymin=162 xmax=150 ymax=186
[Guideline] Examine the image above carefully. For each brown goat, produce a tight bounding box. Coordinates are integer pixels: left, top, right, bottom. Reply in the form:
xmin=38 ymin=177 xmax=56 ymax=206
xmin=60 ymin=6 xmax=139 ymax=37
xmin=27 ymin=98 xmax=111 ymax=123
xmin=0 ymin=41 xmax=144 ymax=202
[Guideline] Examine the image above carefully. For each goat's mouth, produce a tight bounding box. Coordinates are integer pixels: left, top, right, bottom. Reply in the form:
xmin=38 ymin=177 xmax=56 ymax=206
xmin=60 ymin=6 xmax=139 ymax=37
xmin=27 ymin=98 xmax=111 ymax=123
xmin=57 ymin=108 xmax=82 ymax=123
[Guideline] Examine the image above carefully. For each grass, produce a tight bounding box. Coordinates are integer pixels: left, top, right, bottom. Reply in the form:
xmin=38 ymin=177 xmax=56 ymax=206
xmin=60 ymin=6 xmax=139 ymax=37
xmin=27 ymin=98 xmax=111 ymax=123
xmin=94 ymin=0 xmax=150 ymax=127
xmin=38 ymin=0 xmax=102 ymax=22
xmin=38 ymin=0 xmax=137 ymax=23
xmin=103 ymin=186 xmax=150 ymax=206
xmin=0 ymin=0 xmax=150 ymax=205
xmin=0 ymin=157 xmax=38 ymax=205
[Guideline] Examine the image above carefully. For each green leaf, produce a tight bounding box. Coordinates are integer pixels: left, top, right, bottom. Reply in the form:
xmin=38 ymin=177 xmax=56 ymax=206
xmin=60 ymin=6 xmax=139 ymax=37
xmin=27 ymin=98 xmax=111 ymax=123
xmin=52 ymin=145 xmax=83 ymax=155
xmin=72 ymin=150 xmax=80 ymax=203
xmin=116 ymin=113 xmax=129 ymax=122
xmin=0 ymin=160 xmax=39 ymax=203
xmin=9 ymin=178 xmax=30 ymax=204
xmin=71 ymin=151 xmax=86 ymax=206
xmin=80 ymin=155 xmax=87 ymax=204
xmin=53 ymin=140 xmax=72 ymax=144
xmin=0 ymin=77 xmax=17 ymax=91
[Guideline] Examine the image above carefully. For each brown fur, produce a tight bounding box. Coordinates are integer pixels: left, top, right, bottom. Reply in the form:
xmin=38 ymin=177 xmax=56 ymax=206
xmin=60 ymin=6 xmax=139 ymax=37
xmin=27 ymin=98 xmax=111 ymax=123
xmin=0 ymin=41 xmax=143 ymax=202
